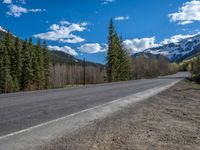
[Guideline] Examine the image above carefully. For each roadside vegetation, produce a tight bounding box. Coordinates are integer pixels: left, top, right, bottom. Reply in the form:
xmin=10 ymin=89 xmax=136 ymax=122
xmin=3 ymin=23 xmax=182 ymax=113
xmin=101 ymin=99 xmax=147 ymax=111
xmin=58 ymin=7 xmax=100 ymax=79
xmin=179 ymin=54 xmax=200 ymax=84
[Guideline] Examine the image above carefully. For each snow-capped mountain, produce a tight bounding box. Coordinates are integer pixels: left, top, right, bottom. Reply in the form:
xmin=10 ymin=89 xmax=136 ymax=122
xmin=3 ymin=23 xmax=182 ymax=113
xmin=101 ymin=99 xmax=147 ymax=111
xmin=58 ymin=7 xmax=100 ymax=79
xmin=144 ymin=34 xmax=200 ymax=62
xmin=0 ymin=26 xmax=8 ymax=33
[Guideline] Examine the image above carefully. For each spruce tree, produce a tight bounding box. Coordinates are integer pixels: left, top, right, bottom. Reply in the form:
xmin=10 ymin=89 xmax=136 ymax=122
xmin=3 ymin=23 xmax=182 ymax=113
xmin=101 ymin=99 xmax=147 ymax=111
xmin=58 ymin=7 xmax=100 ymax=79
xmin=106 ymin=19 xmax=120 ymax=82
xmin=0 ymin=46 xmax=14 ymax=93
xmin=42 ymin=40 xmax=50 ymax=88
xmin=15 ymin=37 xmax=22 ymax=90
xmin=5 ymin=32 xmax=19 ymax=91
xmin=106 ymin=19 xmax=132 ymax=82
xmin=33 ymin=39 xmax=45 ymax=89
xmin=118 ymin=35 xmax=132 ymax=81
xmin=0 ymin=43 xmax=4 ymax=93
xmin=21 ymin=39 xmax=33 ymax=90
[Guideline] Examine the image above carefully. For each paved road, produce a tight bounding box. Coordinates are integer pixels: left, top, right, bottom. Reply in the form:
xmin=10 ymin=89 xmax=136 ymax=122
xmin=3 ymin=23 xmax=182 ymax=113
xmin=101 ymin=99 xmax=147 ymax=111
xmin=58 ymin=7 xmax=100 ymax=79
xmin=0 ymin=72 xmax=187 ymax=137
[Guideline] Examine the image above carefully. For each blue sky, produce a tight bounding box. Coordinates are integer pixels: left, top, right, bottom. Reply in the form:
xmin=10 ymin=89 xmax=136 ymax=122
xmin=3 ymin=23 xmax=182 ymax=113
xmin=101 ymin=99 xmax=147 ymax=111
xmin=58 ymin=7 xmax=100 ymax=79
xmin=1 ymin=0 xmax=200 ymax=64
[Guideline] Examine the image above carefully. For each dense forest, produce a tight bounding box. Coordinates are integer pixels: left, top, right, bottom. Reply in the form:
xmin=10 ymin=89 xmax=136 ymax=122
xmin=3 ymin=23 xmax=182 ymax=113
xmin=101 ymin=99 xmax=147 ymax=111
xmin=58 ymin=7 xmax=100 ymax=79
xmin=0 ymin=20 xmax=184 ymax=94
xmin=0 ymin=32 xmax=50 ymax=93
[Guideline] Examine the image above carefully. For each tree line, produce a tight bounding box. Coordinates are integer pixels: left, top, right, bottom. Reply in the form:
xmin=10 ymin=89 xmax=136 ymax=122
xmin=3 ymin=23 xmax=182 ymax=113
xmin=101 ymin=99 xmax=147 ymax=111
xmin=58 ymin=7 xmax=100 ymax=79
xmin=50 ymin=64 xmax=105 ymax=88
xmin=0 ymin=32 xmax=106 ymax=94
xmin=131 ymin=55 xmax=179 ymax=79
xmin=0 ymin=32 xmax=50 ymax=93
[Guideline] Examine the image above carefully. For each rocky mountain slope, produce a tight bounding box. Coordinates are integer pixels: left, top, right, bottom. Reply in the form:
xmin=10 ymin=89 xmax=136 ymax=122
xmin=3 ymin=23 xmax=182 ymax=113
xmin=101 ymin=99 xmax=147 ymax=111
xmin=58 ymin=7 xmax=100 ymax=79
xmin=144 ymin=34 xmax=200 ymax=62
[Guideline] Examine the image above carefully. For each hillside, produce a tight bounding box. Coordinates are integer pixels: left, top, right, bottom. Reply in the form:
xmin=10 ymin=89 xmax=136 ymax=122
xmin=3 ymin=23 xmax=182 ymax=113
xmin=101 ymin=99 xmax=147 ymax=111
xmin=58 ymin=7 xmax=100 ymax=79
xmin=49 ymin=50 xmax=79 ymax=65
xmin=132 ymin=52 xmax=170 ymax=61
xmin=0 ymin=26 xmax=104 ymax=68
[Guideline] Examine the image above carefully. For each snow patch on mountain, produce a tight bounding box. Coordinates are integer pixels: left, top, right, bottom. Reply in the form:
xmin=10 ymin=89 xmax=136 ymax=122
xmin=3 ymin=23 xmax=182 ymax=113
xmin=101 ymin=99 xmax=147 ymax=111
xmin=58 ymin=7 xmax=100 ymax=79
xmin=144 ymin=34 xmax=200 ymax=62
xmin=0 ymin=26 xmax=8 ymax=33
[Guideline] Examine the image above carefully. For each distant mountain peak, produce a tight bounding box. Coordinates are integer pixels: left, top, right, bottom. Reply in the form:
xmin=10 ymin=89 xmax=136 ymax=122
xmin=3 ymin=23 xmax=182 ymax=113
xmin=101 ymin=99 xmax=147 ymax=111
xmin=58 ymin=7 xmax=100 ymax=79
xmin=143 ymin=33 xmax=200 ymax=62
xmin=0 ymin=26 xmax=8 ymax=33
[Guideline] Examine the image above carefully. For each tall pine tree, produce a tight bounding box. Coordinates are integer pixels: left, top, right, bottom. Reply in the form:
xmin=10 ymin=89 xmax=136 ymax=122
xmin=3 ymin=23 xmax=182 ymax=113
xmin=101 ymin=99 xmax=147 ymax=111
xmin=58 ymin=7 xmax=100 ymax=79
xmin=117 ymin=35 xmax=132 ymax=81
xmin=106 ymin=19 xmax=120 ymax=82
xmin=33 ymin=39 xmax=45 ymax=89
xmin=15 ymin=37 xmax=22 ymax=89
xmin=106 ymin=19 xmax=132 ymax=82
xmin=42 ymin=40 xmax=50 ymax=88
xmin=21 ymin=39 xmax=33 ymax=90
xmin=5 ymin=32 xmax=19 ymax=91
xmin=0 ymin=45 xmax=14 ymax=93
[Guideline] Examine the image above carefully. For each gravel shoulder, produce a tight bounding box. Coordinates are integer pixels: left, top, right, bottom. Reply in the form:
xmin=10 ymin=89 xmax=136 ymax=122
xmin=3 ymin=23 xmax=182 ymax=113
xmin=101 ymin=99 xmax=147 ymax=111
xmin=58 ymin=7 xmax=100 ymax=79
xmin=37 ymin=81 xmax=200 ymax=150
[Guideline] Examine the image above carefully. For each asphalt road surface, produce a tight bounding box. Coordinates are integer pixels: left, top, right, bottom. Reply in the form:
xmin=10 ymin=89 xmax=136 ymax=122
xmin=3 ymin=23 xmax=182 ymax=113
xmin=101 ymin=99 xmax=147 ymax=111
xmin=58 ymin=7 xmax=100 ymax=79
xmin=0 ymin=72 xmax=187 ymax=137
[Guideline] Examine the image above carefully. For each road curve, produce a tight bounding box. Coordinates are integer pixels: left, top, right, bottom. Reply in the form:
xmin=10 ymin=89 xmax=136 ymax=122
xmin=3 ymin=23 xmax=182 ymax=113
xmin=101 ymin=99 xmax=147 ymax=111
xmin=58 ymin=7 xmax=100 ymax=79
xmin=0 ymin=72 xmax=187 ymax=137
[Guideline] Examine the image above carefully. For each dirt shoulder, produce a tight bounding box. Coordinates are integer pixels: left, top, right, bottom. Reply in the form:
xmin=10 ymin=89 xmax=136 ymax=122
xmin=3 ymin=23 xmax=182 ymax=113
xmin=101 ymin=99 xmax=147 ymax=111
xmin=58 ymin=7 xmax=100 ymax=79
xmin=37 ymin=81 xmax=200 ymax=150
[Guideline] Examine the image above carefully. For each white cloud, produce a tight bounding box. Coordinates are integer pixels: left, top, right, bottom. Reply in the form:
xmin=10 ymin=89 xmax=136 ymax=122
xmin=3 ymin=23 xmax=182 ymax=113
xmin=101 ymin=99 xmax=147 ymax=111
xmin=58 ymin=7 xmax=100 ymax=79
xmin=49 ymin=24 xmax=60 ymax=30
xmin=29 ymin=8 xmax=44 ymax=12
xmin=34 ymin=21 xmax=87 ymax=44
xmin=102 ymin=0 xmax=115 ymax=5
xmin=48 ymin=45 xmax=78 ymax=56
xmin=7 ymin=5 xmax=27 ymax=17
xmin=179 ymin=20 xmax=193 ymax=25
xmin=3 ymin=0 xmax=12 ymax=4
xmin=115 ymin=16 xmax=129 ymax=21
xmin=169 ymin=0 xmax=200 ymax=25
xmin=60 ymin=20 xmax=70 ymax=25
xmin=161 ymin=32 xmax=200 ymax=45
xmin=123 ymin=32 xmax=200 ymax=54
xmin=78 ymin=43 xmax=107 ymax=53
xmin=123 ymin=37 xmax=159 ymax=53
xmin=6 ymin=4 xmax=45 ymax=17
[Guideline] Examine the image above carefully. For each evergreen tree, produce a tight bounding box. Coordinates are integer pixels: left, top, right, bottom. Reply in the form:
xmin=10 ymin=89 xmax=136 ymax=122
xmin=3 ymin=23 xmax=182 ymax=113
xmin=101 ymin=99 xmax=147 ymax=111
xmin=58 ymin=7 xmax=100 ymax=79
xmin=106 ymin=19 xmax=120 ymax=82
xmin=33 ymin=39 xmax=45 ymax=89
xmin=5 ymin=32 xmax=19 ymax=91
xmin=0 ymin=32 xmax=51 ymax=93
xmin=21 ymin=39 xmax=33 ymax=90
xmin=42 ymin=40 xmax=50 ymax=88
xmin=118 ymin=36 xmax=132 ymax=81
xmin=106 ymin=19 xmax=132 ymax=82
xmin=0 ymin=46 xmax=14 ymax=93
xmin=0 ymin=43 xmax=4 ymax=93
xmin=32 ymin=40 xmax=40 ymax=89
xmin=14 ymin=37 xmax=22 ymax=90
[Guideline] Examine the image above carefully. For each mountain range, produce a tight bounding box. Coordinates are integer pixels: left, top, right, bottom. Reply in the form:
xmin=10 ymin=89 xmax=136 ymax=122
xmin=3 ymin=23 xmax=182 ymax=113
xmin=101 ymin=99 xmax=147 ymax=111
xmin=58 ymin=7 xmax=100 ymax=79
xmin=142 ymin=34 xmax=200 ymax=62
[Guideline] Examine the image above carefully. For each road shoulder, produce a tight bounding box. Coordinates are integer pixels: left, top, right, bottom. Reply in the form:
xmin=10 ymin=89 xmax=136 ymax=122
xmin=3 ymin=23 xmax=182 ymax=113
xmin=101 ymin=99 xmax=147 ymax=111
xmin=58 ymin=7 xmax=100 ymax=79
xmin=38 ymin=81 xmax=200 ymax=150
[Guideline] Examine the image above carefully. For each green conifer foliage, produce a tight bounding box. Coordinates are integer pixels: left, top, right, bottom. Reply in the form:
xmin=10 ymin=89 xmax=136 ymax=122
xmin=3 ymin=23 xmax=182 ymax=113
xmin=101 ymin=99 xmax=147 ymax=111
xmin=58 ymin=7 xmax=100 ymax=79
xmin=106 ymin=19 xmax=132 ymax=82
